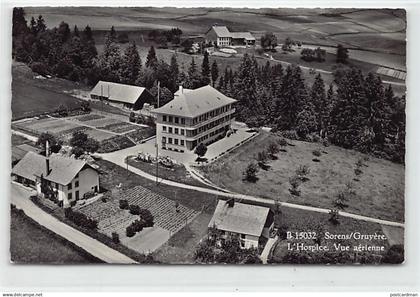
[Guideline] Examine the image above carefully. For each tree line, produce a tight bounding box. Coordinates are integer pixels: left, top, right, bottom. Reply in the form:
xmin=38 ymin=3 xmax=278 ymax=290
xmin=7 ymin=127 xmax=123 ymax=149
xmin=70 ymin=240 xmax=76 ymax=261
xmin=217 ymin=53 xmax=405 ymax=163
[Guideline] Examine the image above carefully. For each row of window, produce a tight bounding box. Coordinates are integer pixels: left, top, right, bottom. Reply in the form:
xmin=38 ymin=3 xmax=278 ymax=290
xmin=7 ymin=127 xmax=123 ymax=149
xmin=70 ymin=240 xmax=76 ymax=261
xmin=67 ymin=179 xmax=79 ymax=190
xmin=162 ymin=115 xmax=186 ymax=125
xmin=197 ymin=126 xmax=227 ymax=143
xmin=162 ymin=137 xmax=185 ymax=146
xmin=192 ymin=105 xmax=232 ymax=125
xmin=162 ymin=126 xmax=185 ymax=135
xmin=68 ymin=191 xmax=80 ymax=200
xmin=189 ymin=115 xmax=231 ymax=137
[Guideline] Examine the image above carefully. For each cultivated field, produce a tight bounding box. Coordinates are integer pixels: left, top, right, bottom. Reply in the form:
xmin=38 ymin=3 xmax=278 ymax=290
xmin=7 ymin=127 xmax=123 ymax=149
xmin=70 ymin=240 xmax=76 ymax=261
xmin=198 ymin=131 xmax=405 ymax=223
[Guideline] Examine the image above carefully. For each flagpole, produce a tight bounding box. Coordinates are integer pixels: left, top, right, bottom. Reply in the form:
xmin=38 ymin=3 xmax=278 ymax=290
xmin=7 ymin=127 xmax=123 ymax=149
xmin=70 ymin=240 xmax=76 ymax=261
xmin=156 ymin=81 xmax=160 ymax=185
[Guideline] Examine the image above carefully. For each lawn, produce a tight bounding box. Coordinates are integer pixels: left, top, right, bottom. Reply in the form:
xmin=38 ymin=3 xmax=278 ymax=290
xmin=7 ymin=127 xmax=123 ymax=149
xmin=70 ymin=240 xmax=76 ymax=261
xmin=198 ymin=131 xmax=405 ymax=222
xmin=269 ymin=206 xmax=397 ymax=264
xmin=96 ymin=159 xmax=217 ymax=213
xmin=12 ymin=79 xmax=85 ymax=120
xmin=127 ymin=156 xmax=212 ymax=189
xmin=10 ymin=207 xmax=102 ymax=264
xmin=11 ymin=134 xmax=31 ymax=146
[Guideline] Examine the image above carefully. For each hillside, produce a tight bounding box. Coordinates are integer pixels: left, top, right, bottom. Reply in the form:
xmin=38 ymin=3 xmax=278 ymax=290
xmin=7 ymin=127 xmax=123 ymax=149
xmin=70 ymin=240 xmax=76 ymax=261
xmin=24 ymin=7 xmax=406 ymax=56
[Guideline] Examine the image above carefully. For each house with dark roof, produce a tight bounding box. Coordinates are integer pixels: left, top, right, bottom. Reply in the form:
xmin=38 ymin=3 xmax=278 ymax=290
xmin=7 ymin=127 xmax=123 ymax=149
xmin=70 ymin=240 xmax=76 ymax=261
xmin=12 ymin=151 xmax=99 ymax=207
xmin=152 ymin=85 xmax=237 ymax=152
xmin=90 ymin=81 xmax=155 ymax=110
xmin=208 ymin=199 xmax=274 ymax=249
xmin=205 ymin=26 xmax=256 ymax=47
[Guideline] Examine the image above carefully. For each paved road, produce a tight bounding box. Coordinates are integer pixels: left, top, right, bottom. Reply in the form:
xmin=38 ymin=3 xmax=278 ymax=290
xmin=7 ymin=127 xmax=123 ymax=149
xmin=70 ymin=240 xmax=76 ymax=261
xmin=11 ymin=182 xmax=137 ymax=264
xmin=260 ymin=235 xmax=278 ymax=264
xmin=12 ymin=130 xmax=38 ymax=142
xmin=99 ymin=151 xmax=404 ymax=228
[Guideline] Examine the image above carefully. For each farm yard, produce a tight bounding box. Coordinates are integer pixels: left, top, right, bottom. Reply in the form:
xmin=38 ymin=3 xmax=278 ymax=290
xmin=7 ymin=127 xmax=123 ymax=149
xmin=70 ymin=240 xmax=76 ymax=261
xmin=198 ymin=131 xmax=405 ymax=223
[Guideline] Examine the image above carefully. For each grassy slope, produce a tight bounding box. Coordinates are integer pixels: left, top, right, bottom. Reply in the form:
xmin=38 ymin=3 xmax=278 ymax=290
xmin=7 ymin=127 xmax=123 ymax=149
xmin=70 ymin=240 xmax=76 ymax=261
xmin=10 ymin=207 xmax=102 ymax=264
xmin=97 ymin=159 xmax=217 ymax=213
xmin=198 ymin=132 xmax=405 ymax=222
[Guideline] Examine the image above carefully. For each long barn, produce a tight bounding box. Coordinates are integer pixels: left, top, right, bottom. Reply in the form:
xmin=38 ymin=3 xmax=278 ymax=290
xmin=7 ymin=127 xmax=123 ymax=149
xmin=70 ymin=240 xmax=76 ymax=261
xmin=90 ymin=81 xmax=155 ymax=110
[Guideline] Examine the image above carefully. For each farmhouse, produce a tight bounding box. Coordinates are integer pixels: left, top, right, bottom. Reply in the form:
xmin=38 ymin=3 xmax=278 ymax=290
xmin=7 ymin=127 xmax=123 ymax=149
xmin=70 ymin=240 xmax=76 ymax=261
xmin=12 ymin=151 xmax=99 ymax=207
xmin=205 ymin=26 xmax=256 ymax=47
xmin=90 ymin=81 xmax=155 ymax=110
xmin=208 ymin=200 xmax=274 ymax=249
xmin=152 ymin=85 xmax=236 ymax=152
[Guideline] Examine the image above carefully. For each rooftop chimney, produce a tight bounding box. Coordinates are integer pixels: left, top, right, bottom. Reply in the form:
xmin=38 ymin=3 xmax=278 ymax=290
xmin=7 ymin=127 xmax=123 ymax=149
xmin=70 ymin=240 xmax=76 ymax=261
xmin=45 ymin=141 xmax=50 ymax=175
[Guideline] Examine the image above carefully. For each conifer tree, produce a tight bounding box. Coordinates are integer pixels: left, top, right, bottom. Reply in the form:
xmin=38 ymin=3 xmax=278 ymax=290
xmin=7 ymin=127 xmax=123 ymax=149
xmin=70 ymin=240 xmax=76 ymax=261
xmin=329 ymin=68 xmax=369 ymax=149
xmin=169 ymin=54 xmax=179 ymax=92
xmin=186 ymin=57 xmax=202 ymax=89
xmin=201 ymin=51 xmax=211 ymax=85
xmin=120 ymin=42 xmax=141 ymax=85
xmin=145 ymin=46 xmax=158 ymax=69
xmin=36 ymin=15 xmax=46 ymax=33
xmin=310 ymin=73 xmax=327 ymax=133
xmin=211 ymin=60 xmax=219 ymax=87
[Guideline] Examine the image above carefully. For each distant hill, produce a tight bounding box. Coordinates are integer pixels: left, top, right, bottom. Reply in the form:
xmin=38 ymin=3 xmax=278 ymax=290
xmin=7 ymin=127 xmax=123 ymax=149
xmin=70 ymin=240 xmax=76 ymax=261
xmin=23 ymin=7 xmax=406 ymax=55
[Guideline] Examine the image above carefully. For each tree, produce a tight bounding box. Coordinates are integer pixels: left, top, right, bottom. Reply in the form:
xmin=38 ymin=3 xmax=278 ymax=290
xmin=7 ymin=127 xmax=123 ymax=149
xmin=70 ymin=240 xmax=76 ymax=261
xmin=83 ymin=25 xmax=93 ymax=41
xmin=169 ymin=54 xmax=179 ymax=92
xmin=243 ymin=162 xmax=259 ymax=182
xmin=145 ymin=46 xmax=158 ymax=69
xmin=37 ymin=132 xmax=63 ymax=154
xmin=185 ymin=57 xmax=202 ymax=89
xmin=73 ymin=25 xmax=79 ymax=37
xmin=336 ymin=44 xmax=349 ymax=64
xmin=119 ymin=42 xmax=141 ymax=85
xmin=329 ymin=68 xmax=369 ymax=149
xmin=260 ymin=32 xmax=277 ymax=50
xmin=310 ymin=73 xmax=327 ymax=133
xmin=282 ymin=37 xmax=293 ymax=51
xmin=58 ymin=21 xmax=71 ymax=42
xmin=211 ymin=60 xmax=219 ymax=87
xmin=70 ymin=131 xmax=99 ymax=157
xmin=36 ymin=15 xmax=46 ymax=34
xmin=201 ymin=51 xmax=211 ymax=85
xmin=194 ymin=143 xmax=207 ymax=159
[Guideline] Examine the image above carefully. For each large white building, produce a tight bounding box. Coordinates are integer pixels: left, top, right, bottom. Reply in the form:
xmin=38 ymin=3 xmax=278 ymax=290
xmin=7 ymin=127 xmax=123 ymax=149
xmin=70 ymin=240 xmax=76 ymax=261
xmin=205 ymin=26 xmax=256 ymax=47
xmin=208 ymin=200 xmax=274 ymax=249
xmin=12 ymin=151 xmax=99 ymax=207
xmin=152 ymin=85 xmax=237 ymax=152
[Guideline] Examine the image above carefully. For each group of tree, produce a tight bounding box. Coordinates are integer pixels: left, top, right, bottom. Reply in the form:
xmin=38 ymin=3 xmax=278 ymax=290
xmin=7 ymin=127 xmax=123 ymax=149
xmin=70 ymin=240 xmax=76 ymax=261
xmin=300 ymin=47 xmax=326 ymax=62
xmin=147 ymin=27 xmax=183 ymax=47
xmin=216 ymin=53 xmax=405 ymax=163
xmin=13 ymin=8 xmax=98 ymax=83
xmin=69 ymin=131 xmax=100 ymax=157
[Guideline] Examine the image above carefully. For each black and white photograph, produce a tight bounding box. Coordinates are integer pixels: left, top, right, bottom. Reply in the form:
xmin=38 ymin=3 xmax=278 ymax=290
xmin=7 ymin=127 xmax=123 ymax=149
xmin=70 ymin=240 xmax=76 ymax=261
xmin=9 ymin=6 xmax=406 ymax=265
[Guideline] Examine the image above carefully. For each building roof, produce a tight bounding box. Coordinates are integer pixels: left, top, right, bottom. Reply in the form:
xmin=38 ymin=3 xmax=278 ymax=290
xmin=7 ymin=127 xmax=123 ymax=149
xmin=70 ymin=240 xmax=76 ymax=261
xmin=208 ymin=200 xmax=270 ymax=237
xmin=210 ymin=26 xmax=232 ymax=37
xmin=12 ymin=151 xmax=96 ymax=185
xmin=152 ymin=85 xmax=236 ymax=118
xmin=231 ymin=32 xmax=256 ymax=40
xmin=90 ymin=81 xmax=149 ymax=105
xmin=12 ymin=144 xmax=42 ymax=163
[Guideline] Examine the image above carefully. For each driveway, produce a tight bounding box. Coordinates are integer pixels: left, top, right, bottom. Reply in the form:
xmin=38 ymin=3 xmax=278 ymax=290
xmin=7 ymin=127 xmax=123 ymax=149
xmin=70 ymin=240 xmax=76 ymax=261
xmin=11 ymin=182 xmax=137 ymax=264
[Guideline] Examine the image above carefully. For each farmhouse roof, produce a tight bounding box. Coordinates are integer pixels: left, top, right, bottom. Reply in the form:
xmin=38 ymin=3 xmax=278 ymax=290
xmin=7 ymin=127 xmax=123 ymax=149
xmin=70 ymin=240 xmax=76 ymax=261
xmin=152 ymin=85 xmax=236 ymax=118
xmin=90 ymin=81 xmax=150 ymax=105
xmin=12 ymin=151 xmax=96 ymax=185
xmin=208 ymin=200 xmax=270 ymax=237
xmin=12 ymin=144 xmax=42 ymax=163
xmin=231 ymin=32 xmax=255 ymax=40
xmin=210 ymin=26 xmax=232 ymax=37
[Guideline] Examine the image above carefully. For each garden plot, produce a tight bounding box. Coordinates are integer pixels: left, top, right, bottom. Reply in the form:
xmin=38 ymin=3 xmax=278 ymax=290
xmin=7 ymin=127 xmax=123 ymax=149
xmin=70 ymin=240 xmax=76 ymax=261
xmin=83 ymin=117 xmax=123 ymax=128
xmin=85 ymin=129 xmax=116 ymax=142
xmin=77 ymin=199 xmax=135 ymax=237
xmin=102 ymin=122 xmax=138 ymax=134
xmin=71 ymin=113 xmax=105 ymax=122
xmin=125 ymin=127 xmax=156 ymax=143
xmin=116 ymin=186 xmax=200 ymax=234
